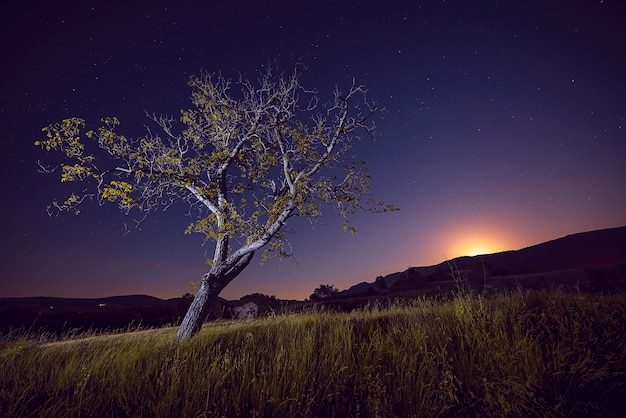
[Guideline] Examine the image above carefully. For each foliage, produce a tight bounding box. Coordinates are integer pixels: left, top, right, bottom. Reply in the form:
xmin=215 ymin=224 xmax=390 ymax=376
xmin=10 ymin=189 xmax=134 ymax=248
xmin=2 ymin=290 xmax=625 ymax=417
xmin=392 ymin=267 xmax=429 ymax=289
xmin=309 ymin=284 xmax=340 ymax=300
xmin=375 ymin=275 xmax=387 ymax=290
xmin=36 ymin=65 xmax=394 ymax=261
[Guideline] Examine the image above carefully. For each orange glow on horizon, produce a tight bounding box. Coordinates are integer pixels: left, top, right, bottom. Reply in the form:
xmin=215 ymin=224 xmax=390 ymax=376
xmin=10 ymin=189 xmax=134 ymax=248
xmin=440 ymin=224 xmax=515 ymax=260
xmin=455 ymin=238 xmax=502 ymax=257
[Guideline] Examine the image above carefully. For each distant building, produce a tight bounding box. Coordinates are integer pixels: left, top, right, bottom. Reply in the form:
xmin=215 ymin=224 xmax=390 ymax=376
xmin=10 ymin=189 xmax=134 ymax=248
xmin=233 ymin=301 xmax=258 ymax=319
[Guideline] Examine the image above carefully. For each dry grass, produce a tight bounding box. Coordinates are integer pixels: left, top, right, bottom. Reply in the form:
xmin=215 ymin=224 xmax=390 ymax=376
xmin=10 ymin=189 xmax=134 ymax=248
xmin=1 ymin=290 xmax=625 ymax=417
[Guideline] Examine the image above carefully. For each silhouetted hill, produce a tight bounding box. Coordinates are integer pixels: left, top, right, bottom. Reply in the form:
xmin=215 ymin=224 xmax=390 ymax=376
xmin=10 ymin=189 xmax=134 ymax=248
xmin=448 ymin=225 xmax=626 ymax=274
xmin=0 ymin=293 xmax=291 ymax=336
xmin=0 ymin=295 xmax=191 ymax=336
xmin=341 ymin=226 xmax=626 ymax=296
xmin=0 ymin=295 xmax=177 ymax=313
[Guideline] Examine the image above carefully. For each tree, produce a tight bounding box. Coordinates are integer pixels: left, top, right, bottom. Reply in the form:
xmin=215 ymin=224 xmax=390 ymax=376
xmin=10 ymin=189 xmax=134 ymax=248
xmin=309 ymin=284 xmax=340 ymax=300
xmin=35 ymin=65 xmax=397 ymax=342
xmin=375 ymin=275 xmax=387 ymax=290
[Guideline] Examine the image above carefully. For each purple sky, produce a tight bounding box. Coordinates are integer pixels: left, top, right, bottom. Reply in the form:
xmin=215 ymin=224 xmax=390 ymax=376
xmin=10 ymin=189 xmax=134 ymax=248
xmin=1 ymin=1 xmax=625 ymax=301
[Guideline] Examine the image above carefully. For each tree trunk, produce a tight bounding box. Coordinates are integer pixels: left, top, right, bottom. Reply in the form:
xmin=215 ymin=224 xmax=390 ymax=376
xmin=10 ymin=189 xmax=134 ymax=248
xmin=175 ymin=280 xmax=217 ymax=342
xmin=175 ymin=251 xmax=255 ymax=342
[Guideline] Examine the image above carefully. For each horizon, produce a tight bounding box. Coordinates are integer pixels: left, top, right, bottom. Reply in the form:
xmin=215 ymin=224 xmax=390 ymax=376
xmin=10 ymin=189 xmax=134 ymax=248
xmin=5 ymin=225 xmax=623 ymax=301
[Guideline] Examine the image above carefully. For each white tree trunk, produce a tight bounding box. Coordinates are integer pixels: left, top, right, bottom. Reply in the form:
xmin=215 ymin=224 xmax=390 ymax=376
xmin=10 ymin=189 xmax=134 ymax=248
xmin=175 ymin=280 xmax=216 ymax=342
xmin=175 ymin=251 xmax=255 ymax=342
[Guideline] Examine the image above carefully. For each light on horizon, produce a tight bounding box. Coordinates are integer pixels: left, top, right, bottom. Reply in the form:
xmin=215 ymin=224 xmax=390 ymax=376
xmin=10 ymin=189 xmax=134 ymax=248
xmin=447 ymin=230 xmax=510 ymax=258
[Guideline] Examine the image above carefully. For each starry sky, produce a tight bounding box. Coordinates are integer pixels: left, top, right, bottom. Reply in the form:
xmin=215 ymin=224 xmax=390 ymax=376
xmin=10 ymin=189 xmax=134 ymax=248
xmin=1 ymin=0 xmax=624 ymax=301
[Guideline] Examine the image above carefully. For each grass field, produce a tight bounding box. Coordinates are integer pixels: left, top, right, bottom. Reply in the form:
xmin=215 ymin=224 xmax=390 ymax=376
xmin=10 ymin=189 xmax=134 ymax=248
xmin=1 ymin=289 xmax=625 ymax=417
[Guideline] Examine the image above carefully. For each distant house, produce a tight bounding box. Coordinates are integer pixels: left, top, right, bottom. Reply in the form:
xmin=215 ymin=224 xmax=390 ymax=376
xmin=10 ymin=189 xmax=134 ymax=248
xmin=233 ymin=301 xmax=258 ymax=319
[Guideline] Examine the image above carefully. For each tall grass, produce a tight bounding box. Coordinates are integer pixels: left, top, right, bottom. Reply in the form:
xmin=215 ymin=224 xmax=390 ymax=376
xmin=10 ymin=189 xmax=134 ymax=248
xmin=1 ymin=290 xmax=625 ymax=417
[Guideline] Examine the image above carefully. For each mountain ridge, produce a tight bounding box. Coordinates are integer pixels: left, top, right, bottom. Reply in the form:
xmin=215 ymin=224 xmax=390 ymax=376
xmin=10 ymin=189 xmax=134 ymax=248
xmin=2 ymin=226 xmax=624 ymax=313
xmin=341 ymin=225 xmax=626 ymax=296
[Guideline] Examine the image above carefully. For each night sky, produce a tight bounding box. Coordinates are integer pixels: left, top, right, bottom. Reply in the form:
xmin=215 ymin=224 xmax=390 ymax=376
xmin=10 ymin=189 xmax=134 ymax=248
xmin=1 ymin=1 xmax=624 ymax=301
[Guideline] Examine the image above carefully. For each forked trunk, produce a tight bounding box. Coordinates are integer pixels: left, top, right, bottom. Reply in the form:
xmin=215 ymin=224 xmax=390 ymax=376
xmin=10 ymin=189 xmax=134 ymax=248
xmin=175 ymin=281 xmax=217 ymax=342
xmin=175 ymin=251 xmax=255 ymax=342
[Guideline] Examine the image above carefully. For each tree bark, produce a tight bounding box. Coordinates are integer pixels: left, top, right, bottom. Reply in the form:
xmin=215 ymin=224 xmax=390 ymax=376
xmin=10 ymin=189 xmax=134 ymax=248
xmin=175 ymin=279 xmax=217 ymax=342
xmin=175 ymin=251 xmax=255 ymax=342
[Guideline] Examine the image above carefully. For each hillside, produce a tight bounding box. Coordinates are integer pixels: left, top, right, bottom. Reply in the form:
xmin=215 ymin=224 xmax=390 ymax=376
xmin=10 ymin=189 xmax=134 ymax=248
xmin=0 ymin=293 xmax=286 ymax=336
xmin=0 ymin=295 xmax=191 ymax=336
xmin=341 ymin=225 xmax=626 ymax=297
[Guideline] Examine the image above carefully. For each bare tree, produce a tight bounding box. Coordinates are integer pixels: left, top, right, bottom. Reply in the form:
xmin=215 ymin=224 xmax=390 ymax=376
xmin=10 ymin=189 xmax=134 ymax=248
xmin=35 ymin=65 xmax=397 ymax=342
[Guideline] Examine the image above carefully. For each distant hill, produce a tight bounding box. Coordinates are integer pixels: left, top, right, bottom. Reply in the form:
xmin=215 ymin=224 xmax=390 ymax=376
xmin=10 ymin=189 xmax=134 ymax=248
xmin=0 ymin=293 xmax=290 ymax=336
xmin=3 ymin=226 xmax=625 ymax=334
xmin=341 ymin=225 xmax=626 ymax=296
xmin=0 ymin=294 xmax=191 ymax=336
xmin=0 ymin=294 xmax=178 ymax=313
